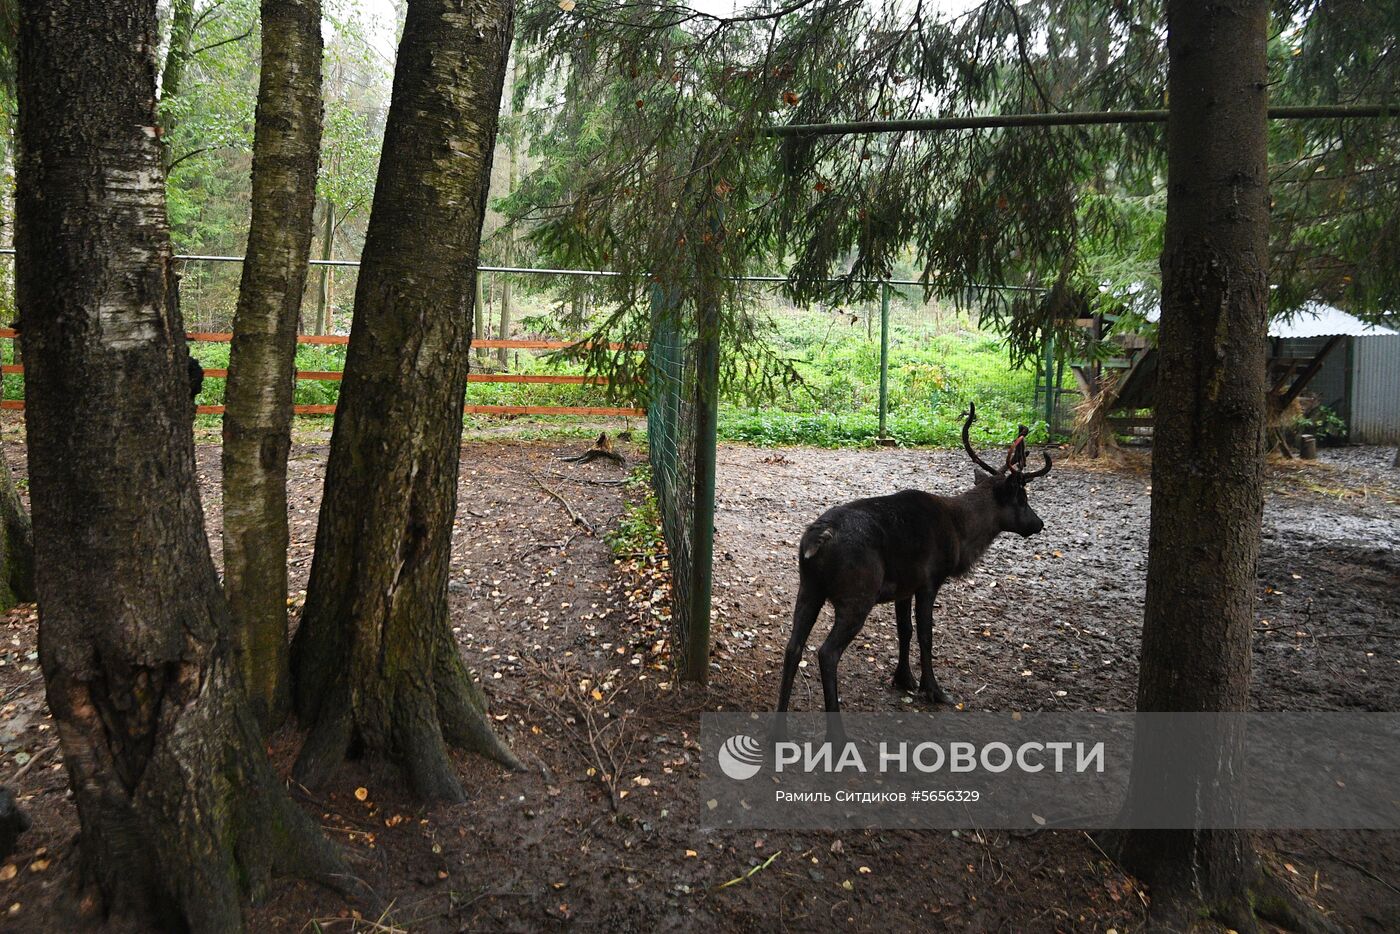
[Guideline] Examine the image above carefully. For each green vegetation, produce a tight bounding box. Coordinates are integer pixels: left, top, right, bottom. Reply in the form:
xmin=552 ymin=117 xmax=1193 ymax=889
xmin=2 ymin=288 xmax=1045 ymax=449
xmin=1292 ymin=404 xmax=1348 ymax=445
xmin=604 ymin=466 xmax=665 ymax=560
xmin=723 ymin=298 xmax=1044 ymax=447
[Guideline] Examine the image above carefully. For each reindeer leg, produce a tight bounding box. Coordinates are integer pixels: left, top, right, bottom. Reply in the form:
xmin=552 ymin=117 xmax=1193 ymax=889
xmin=817 ymin=599 xmax=872 ymax=748
xmin=915 ymin=582 xmax=955 ymax=706
xmin=777 ymin=583 xmax=824 ymax=713
xmin=892 ymin=598 xmax=917 ymax=691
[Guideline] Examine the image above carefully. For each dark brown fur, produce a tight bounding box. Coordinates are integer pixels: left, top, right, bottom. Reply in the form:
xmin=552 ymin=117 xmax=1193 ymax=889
xmin=776 ymin=406 xmax=1052 ymax=716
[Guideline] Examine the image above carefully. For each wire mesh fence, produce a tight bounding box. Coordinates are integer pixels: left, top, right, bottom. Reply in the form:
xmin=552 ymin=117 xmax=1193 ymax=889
xmin=0 ymin=254 xmax=647 ymax=421
xmin=646 ymin=291 xmax=717 ymax=684
xmin=0 ymin=246 xmax=1059 ymax=686
xmin=723 ymin=281 xmax=1056 ymax=447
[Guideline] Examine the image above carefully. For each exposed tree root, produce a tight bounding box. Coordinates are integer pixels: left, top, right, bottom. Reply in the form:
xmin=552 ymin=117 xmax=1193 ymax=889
xmin=292 ymin=617 xmax=523 ymax=802
xmin=1250 ymin=859 xmax=1342 ymax=934
xmin=1108 ymin=830 xmax=1342 ymax=934
xmin=559 ymin=431 xmax=626 ymax=466
xmin=434 ymin=631 xmax=525 ymax=771
xmin=54 ymin=653 xmax=359 ymax=933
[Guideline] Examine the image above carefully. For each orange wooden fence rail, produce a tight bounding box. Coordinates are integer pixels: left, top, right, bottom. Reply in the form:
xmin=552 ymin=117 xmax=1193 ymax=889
xmin=178 ymin=330 xmax=646 ymax=352
xmin=2 ymin=364 xmax=611 ymax=385
xmin=0 ymin=329 xmax=647 ymax=418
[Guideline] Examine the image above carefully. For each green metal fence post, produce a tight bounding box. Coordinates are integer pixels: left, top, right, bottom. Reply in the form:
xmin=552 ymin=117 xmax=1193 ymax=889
xmin=1043 ymin=333 xmax=1056 ymax=433
xmin=878 ymin=281 xmax=891 ymax=441
xmin=686 ymin=291 xmax=719 ymax=684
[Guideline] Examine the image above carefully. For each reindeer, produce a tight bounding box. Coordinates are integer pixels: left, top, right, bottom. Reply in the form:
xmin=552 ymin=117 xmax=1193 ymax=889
xmin=775 ymin=404 xmax=1052 ymax=716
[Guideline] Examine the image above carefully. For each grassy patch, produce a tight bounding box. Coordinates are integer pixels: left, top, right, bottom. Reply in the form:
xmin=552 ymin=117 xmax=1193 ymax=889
xmin=604 ymin=465 xmax=666 ymax=561
xmin=715 ymin=302 xmax=1050 ymax=447
xmin=4 ymin=297 xmax=1051 ymax=451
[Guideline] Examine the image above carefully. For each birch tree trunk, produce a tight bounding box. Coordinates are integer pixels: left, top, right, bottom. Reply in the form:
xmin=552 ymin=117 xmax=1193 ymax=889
xmin=496 ymin=54 xmax=520 ymax=369
xmin=314 ymin=198 xmax=335 ymax=335
xmin=291 ymin=0 xmax=520 ymax=802
xmin=0 ymin=445 xmax=33 ymax=610
xmin=16 ymin=1 xmax=345 ymax=927
xmin=222 ymin=0 xmax=324 ymax=731
xmin=474 ymin=272 xmax=486 ymax=362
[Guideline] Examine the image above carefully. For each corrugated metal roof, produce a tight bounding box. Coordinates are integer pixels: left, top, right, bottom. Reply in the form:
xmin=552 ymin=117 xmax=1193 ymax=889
xmin=1139 ymin=297 xmax=1397 ymax=338
xmin=1269 ymin=302 xmax=1398 ymax=339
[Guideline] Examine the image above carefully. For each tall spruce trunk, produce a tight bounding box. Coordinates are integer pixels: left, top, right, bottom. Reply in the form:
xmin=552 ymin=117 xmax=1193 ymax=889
xmin=222 ymin=0 xmax=324 ymax=731
xmin=475 ymin=273 xmax=487 ymax=362
xmin=1120 ymin=1 xmax=1271 ymax=928
xmin=15 ymin=2 xmax=345 ymax=927
xmin=290 ymin=0 xmax=520 ymax=801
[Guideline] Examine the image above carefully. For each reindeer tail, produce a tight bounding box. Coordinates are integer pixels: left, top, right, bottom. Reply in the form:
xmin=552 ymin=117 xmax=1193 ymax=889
xmin=800 ymin=523 xmax=835 ymax=560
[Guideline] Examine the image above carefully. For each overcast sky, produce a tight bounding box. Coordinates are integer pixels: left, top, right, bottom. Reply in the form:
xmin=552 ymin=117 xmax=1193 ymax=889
xmin=352 ymin=0 xmax=982 ymax=69
xmin=356 ymin=0 xmax=773 ymax=63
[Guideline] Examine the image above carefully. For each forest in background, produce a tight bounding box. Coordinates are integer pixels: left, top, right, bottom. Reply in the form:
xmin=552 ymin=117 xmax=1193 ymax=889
xmin=2 ymin=2 xmax=1391 ymax=449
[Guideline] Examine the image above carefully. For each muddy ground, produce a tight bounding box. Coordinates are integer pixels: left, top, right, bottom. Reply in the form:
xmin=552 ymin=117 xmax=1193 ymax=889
xmin=1 ymin=438 xmax=1397 ymax=932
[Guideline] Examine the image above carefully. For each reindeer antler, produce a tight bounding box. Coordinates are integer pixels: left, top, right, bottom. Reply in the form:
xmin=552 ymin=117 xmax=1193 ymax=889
xmin=1003 ymin=425 xmax=1029 ymax=472
xmin=1006 ymin=424 xmax=1053 ymax=480
xmin=961 ymin=403 xmax=1002 ymax=475
xmin=1016 ymin=452 xmax=1054 ymax=479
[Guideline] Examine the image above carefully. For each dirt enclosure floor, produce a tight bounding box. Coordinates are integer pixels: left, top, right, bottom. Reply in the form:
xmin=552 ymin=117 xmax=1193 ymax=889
xmin=1 ymin=439 xmax=1398 ymax=932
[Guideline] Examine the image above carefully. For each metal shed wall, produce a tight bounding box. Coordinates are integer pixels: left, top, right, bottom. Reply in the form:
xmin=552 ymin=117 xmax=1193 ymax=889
xmin=1350 ymin=334 xmax=1400 ymax=444
xmin=1276 ymin=336 xmax=1350 ymax=415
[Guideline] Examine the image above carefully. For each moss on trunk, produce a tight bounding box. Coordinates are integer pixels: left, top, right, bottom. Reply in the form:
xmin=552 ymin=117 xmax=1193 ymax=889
xmin=222 ymin=0 xmax=324 ymax=732
xmin=291 ymin=0 xmax=520 ymax=802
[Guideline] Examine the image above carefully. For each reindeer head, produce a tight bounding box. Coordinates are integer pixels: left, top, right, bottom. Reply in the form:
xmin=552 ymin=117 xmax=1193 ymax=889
xmin=962 ymin=403 xmax=1052 ymax=537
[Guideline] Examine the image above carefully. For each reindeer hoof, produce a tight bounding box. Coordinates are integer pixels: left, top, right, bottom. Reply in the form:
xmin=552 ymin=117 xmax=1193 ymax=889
xmin=922 ymin=686 xmax=956 ymax=707
xmin=891 ymin=668 xmax=917 ymax=691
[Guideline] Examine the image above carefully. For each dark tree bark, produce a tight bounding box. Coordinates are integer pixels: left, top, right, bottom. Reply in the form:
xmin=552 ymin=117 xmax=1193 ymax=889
xmin=223 ymin=0 xmax=323 ymax=732
xmin=158 ymin=0 xmax=194 ymax=171
xmin=0 ymin=786 xmax=28 ymax=860
xmin=1120 ymin=1 xmax=1273 ymax=929
xmin=16 ymin=2 xmax=346 ymax=928
xmin=0 ymin=445 xmax=34 ymax=610
xmin=291 ymin=0 xmax=521 ymax=801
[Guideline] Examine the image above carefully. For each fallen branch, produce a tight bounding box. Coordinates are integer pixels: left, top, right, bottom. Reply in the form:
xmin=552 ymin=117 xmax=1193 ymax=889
xmin=550 ymin=470 xmax=627 ymax=487
xmin=514 ymin=530 xmax=584 ymax=561
xmin=6 ymin=742 xmax=57 ymax=786
xmin=530 ymin=472 xmax=595 ymax=536
xmin=525 ymin=660 xmax=637 ymax=812
xmin=717 ymin=850 xmax=783 ymax=889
